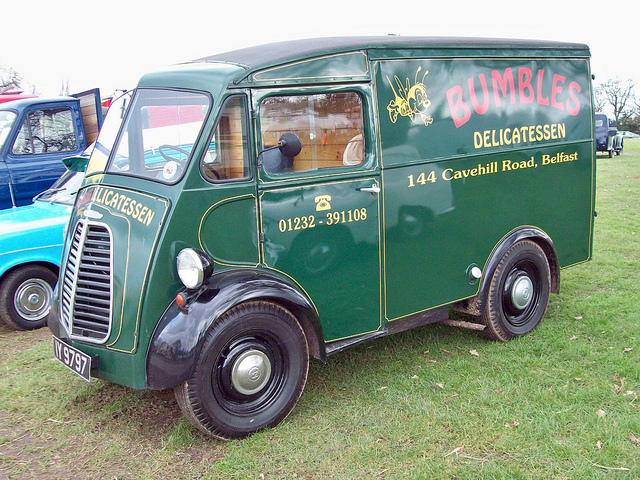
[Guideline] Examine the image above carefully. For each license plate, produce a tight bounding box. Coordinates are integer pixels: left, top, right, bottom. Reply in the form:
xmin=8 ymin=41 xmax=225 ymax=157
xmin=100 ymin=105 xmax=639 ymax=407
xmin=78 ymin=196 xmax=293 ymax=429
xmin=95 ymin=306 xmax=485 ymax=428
xmin=53 ymin=336 xmax=92 ymax=382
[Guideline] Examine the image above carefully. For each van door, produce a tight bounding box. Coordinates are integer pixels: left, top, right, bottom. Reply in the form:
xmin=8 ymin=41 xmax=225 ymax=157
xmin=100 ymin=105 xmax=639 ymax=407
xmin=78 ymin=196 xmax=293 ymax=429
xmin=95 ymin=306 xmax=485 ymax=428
xmin=0 ymin=161 xmax=11 ymax=209
xmin=6 ymin=104 xmax=83 ymax=206
xmin=256 ymin=89 xmax=382 ymax=342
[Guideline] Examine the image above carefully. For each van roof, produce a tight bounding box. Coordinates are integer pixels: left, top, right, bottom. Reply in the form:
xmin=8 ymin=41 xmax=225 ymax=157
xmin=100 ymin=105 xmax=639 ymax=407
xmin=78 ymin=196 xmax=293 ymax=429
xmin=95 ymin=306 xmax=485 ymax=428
xmin=195 ymin=36 xmax=590 ymax=71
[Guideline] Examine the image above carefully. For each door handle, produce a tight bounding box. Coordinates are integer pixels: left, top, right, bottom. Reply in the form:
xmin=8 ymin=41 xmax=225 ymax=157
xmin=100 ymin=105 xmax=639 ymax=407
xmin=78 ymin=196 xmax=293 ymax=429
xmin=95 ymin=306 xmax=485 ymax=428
xmin=359 ymin=184 xmax=380 ymax=194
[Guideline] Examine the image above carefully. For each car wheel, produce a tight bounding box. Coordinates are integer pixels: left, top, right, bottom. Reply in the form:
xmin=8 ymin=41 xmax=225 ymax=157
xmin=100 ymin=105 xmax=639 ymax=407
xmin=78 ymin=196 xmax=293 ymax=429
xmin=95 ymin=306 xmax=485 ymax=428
xmin=175 ymin=301 xmax=309 ymax=440
xmin=482 ymin=240 xmax=551 ymax=341
xmin=0 ymin=265 xmax=57 ymax=330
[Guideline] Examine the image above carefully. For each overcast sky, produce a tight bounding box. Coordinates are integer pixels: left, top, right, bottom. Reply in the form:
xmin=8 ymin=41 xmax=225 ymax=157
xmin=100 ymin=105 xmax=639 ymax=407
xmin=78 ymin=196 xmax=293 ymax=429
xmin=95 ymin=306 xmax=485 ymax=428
xmin=2 ymin=0 xmax=638 ymax=106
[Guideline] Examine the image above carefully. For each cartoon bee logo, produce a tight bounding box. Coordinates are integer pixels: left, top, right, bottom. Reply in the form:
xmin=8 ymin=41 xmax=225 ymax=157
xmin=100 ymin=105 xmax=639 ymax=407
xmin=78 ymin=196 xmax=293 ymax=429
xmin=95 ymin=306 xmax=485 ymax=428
xmin=387 ymin=67 xmax=433 ymax=126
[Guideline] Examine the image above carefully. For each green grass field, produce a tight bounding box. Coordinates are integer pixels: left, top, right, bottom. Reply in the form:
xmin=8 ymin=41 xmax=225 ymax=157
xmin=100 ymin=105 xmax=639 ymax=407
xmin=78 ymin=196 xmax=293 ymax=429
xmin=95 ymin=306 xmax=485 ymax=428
xmin=1 ymin=140 xmax=639 ymax=479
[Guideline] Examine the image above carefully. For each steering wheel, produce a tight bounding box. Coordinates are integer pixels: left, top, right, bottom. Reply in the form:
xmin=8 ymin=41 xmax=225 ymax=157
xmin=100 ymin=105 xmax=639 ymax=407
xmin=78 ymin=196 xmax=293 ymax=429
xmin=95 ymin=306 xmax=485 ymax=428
xmin=158 ymin=144 xmax=191 ymax=162
xmin=203 ymin=163 xmax=221 ymax=180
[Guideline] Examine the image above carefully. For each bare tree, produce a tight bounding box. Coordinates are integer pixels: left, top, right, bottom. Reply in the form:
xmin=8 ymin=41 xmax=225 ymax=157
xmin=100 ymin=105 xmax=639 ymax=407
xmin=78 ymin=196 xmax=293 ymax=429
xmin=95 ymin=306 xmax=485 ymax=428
xmin=59 ymin=79 xmax=70 ymax=96
xmin=1 ymin=64 xmax=22 ymax=91
xmin=594 ymin=92 xmax=607 ymax=113
xmin=595 ymin=78 xmax=636 ymax=122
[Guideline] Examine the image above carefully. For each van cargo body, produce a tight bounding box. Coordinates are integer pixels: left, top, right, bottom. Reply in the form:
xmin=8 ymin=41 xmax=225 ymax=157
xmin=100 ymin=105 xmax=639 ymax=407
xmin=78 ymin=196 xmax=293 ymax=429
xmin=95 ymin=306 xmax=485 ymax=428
xmin=49 ymin=37 xmax=595 ymax=440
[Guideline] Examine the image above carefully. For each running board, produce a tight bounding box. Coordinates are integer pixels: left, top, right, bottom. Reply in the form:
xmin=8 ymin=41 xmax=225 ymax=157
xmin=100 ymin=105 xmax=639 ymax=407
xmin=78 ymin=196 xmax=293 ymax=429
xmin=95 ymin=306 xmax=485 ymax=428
xmin=325 ymin=306 xmax=449 ymax=356
xmin=325 ymin=331 xmax=387 ymax=356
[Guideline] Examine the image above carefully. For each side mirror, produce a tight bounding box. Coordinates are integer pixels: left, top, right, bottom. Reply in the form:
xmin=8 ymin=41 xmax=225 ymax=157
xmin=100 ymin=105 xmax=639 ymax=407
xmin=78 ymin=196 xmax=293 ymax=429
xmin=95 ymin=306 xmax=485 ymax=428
xmin=258 ymin=132 xmax=302 ymax=174
xmin=277 ymin=132 xmax=302 ymax=158
xmin=62 ymin=154 xmax=89 ymax=172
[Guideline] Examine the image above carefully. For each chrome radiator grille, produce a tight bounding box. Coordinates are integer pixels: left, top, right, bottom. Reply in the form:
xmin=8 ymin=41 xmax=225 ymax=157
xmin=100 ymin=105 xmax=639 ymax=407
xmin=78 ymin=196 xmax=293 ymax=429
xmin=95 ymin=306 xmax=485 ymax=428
xmin=61 ymin=220 xmax=112 ymax=342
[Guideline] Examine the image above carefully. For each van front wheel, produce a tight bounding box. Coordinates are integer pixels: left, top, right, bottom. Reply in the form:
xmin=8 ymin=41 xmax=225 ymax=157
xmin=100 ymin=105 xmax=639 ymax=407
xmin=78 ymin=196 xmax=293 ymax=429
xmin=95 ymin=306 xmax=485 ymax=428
xmin=175 ymin=301 xmax=309 ymax=440
xmin=482 ymin=240 xmax=551 ymax=341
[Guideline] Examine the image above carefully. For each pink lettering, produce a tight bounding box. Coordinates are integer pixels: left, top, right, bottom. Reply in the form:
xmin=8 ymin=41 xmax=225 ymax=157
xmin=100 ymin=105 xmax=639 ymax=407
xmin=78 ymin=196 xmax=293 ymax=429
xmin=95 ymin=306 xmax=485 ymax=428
xmin=551 ymin=74 xmax=566 ymax=110
xmin=536 ymin=70 xmax=550 ymax=106
xmin=566 ymin=82 xmax=581 ymax=116
xmin=469 ymin=74 xmax=490 ymax=115
xmin=446 ymin=85 xmax=471 ymax=128
xmin=518 ymin=67 xmax=534 ymax=103
xmin=492 ymin=68 xmax=515 ymax=107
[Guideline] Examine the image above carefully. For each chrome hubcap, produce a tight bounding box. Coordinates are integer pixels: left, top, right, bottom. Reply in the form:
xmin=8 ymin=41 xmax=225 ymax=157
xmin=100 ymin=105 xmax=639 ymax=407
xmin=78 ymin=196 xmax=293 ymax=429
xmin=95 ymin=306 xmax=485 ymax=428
xmin=510 ymin=275 xmax=533 ymax=311
xmin=14 ymin=279 xmax=53 ymax=321
xmin=231 ymin=349 xmax=272 ymax=395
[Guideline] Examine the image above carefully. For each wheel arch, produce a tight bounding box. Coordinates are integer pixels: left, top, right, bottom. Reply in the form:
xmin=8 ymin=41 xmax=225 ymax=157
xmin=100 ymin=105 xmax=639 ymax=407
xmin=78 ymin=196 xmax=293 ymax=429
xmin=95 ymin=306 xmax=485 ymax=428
xmin=0 ymin=260 xmax=59 ymax=283
xmin=146 ymin=268 xmax=324 ymax=390
xmin=454 ymin=227 xmax=559 ymax=316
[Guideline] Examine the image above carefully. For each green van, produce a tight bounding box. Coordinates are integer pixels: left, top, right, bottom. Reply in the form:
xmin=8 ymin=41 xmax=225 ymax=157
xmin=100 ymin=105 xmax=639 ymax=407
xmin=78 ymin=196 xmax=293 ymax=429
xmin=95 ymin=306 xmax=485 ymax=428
xmin=49 ymin=37 xmax=596 ymax=440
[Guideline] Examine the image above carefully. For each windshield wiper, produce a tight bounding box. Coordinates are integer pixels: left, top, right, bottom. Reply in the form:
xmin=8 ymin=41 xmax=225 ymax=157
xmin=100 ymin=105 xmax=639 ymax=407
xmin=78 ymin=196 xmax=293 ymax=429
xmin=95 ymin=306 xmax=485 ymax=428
xmin=33 ymin=187 xmax=65 ymax=202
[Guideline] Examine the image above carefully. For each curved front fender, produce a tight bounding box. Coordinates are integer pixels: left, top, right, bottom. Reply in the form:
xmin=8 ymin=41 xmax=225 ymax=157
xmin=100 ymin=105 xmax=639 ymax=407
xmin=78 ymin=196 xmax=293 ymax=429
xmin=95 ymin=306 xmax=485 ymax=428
xmin=145 ymin=268 xmax=323 ymax=390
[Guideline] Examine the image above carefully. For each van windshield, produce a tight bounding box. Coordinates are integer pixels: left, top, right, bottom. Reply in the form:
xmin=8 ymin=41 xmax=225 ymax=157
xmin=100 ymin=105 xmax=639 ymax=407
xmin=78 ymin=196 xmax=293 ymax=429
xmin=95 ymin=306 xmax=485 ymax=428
xmin=91 ymin=89 xmax=211 ymax=183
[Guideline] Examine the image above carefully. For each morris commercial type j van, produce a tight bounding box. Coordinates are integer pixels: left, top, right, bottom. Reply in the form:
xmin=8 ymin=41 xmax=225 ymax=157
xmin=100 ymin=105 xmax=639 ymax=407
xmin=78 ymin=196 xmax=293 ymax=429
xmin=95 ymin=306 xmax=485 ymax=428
xmin=49 ymin=37 xmax=596 ymax=440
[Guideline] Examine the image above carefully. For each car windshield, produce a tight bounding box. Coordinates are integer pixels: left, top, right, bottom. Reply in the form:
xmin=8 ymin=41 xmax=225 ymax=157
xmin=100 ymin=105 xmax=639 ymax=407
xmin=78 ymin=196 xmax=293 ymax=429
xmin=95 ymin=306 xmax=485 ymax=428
xmin=91 ymin=89 xmax=211 ymax=183
xmin=0 ymin=110 xmax=17 ymax=151
xmin=34 ymin=169 xmax=85 ymax=205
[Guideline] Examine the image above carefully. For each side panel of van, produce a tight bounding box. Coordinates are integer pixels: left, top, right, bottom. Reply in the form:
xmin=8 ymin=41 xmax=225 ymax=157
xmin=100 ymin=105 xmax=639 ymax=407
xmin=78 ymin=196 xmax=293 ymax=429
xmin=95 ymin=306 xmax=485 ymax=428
xmin=374 ymin=58 xmax=594 ymax=321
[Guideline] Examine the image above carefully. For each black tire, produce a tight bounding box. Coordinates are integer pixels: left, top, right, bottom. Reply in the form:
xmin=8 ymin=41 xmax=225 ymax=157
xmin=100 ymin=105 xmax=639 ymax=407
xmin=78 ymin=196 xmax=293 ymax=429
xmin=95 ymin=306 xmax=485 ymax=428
xmin=0 ymin=265 xmax=57 ymax=330
xmin=175 ymin=301 xmax=309 ymax=440
xmin=482 ymin=240 xmax=551 ymax=341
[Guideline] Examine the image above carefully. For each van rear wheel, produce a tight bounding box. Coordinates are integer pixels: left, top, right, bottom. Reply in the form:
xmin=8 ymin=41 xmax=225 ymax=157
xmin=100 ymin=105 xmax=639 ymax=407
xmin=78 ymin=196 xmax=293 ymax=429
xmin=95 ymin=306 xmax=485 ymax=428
xmin=175 ymin=301 xmax=309 ymax=440
xmin=482 ymin=240 xmax=551 ymax=341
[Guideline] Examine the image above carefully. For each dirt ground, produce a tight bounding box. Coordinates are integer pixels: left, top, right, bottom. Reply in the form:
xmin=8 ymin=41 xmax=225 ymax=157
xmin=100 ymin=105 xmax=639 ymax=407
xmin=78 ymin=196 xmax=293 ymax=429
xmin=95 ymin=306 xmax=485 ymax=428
xmin=0 ymin=323 xmax=224 ymax=479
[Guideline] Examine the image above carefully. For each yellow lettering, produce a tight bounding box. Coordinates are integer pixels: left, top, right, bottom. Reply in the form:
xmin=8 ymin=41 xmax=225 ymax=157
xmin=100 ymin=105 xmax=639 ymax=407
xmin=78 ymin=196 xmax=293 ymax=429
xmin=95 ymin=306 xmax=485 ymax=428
xmin=144 ymin=210 xmax=155 ymax=227
xmin=472 ymin=123 xmax=567 ymax=151
xmin=94 ymin=187 xmax=104 ymax=203
xmin=108 ymin=193 xmax=119 ymax=208
xmin=474 ymin=131 xmax=482 ymax=149
xmin=511 ymin=128 xmax=520 ymax=144
xmin=89 ymin=187 xmax=157 ymax=227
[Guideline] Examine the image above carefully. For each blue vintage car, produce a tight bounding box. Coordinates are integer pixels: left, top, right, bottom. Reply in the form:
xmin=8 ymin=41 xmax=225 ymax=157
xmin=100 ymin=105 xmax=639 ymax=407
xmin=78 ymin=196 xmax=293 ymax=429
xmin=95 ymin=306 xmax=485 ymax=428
xmin=0 ymin=167 xmax=84 ymax=329
xmin=595 ymin=113 xmax=623 ymax=157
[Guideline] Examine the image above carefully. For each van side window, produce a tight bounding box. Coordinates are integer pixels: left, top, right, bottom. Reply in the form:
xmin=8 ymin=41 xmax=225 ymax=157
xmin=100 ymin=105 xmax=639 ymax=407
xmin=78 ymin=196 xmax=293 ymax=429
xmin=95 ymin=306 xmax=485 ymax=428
xmin=260 ymin=92 xmax=364 ymax=174
xmin=12 ymin=108 xmax=77 ymax=155
xmin=201 ymin=96 xmax=250 ymax=182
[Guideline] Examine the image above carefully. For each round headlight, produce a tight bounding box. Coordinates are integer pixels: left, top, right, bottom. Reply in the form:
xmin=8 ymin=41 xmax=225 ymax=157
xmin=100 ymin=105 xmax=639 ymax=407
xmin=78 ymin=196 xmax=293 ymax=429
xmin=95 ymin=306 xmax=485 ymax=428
xmin=177 ymin=248 xmax=211 ymax=289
